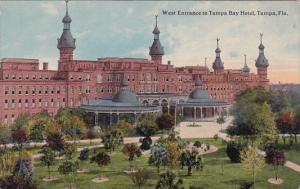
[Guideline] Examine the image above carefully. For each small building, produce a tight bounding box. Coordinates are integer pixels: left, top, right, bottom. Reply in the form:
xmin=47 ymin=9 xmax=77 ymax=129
xmin=178 ymin=75 xmax=229 ymax=122
xmin=81 ymin=76 xmax=161 ymax=126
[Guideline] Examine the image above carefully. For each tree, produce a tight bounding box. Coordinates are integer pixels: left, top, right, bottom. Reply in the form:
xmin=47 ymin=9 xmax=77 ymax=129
xmin=136 ymin=114 xmax=158 ymax=137
xmin=0 ymin=175 xmax=37 ymax=189
xmin=58 ymin=160 xmax=79 ymax=189
xmin=40 ymin=146 xmax=55 ymax=179
xmin=216 ymin=111 xmax=226 ymax=131
xmin=276 ymin=110 xmax=294 ymax=144
xmin=293 ymin=107 xmax=300 ymax=143
xmin=128 ymin=168 xmax=150 ymax=189
xmin=28 ymin=114 xmax=50 ymax=142
xmin=156 ymin=113 xmax=175 ymax=130
xmin=180 ymin=149 xmax=204 ymax=176
xmin=241 ymin=146 xmax=264 ymax=189
xmin=46 ymin=132 xmax=66 ymax=153
xmin=90 ymin=151 xmax=111 ymax=178
xmin=11 ymin=128 xmax=29 ymax=151
xmin=226 ymin=141 xmax=246 ymax=163
xmin=101 ymin=130 xmax=123 ymax=152
xmin=122 ymin=143 xmax=142 ymax=170
xmin=265 ymin=147 xmax=286 ymax=181
xmin=149 ymin=146 xmax=168 ymax=173
xmin=155 ymin=171 xmax=184 ymax=189
xmin=55 ymin=108 xmax=87 ymax=141
xmin=232 ymin=102 xmax=278 ymax=145
xmin=0 ymin=124 xmax=11 ymax=147
xmin=114 ymin=120 xmax=134 ymax=137
xmin=166 ymin=141 xmax=182 ymax=167
xmin=63 ymin=144 xmax=77 ymax=160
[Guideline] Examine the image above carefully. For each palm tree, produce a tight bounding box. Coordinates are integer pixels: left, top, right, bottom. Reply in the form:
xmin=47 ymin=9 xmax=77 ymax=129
xmin=180 ymin=149 xmax=204 ymax=176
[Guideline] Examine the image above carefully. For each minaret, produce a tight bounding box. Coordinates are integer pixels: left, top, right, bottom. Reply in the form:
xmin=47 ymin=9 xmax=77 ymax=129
xmin=255 ymin=33 xmax=269 ymax=80
xmin=149 ymin=15 xmax=164 ymax=64
xmin=57 ymin=0 xmax=76 ymax=70
xmin=212 ymin=38 xmax=224 ymax=73
xmin=242 ymin=54 xmax=250 ymax=75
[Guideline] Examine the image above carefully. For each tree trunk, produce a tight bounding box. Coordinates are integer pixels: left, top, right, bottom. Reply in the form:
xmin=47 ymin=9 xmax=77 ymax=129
xmin=253 ymin=171 xmax=256 ymax=189
xmin=48 ymin=165 xmax=50 ymax=178
xmin=282 ymin=136 xmax=286 ymax=144
xmin=187 ymin=166 xmax=192 ymax=176
xmin=294 ymin=134 xmax=298 ymax=144
xmin=275 ymin=165 xmax=278 ymax=180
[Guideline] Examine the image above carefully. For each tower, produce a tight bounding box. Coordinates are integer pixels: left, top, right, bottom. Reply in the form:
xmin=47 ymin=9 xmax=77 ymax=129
xmin=57 ymin=0 xmax=76 ymax=70
xmin=212 ymin=38 xmax=224 ymax=73
xmin=255 ymin=33 xmax=269 ymax=80
xmin=242 ymin=54 xmax=250 ymax=75
xmin=149 ymin=15 xmax=164 ymax=64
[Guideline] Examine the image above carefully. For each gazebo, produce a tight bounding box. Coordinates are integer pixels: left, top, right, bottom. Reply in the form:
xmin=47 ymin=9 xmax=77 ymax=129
xmin=178 ymin=75 xmax=229 ymax=122
xmin=81 ymin=77 xmax=161 ymax=127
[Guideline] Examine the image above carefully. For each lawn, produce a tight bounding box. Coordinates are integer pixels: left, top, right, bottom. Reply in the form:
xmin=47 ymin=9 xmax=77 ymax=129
xmin=32 ymin=138 xmax=300 ymax=189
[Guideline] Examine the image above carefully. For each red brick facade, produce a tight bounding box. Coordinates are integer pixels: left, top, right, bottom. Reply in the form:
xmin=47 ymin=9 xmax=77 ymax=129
xmin=0 ymin=4 xmax=269 ymax=125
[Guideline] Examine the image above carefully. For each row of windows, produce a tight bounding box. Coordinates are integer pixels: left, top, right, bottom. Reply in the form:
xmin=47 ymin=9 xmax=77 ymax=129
xmin=4 ymin=74 xmax=50 ymax=80
xmin=3 ymin=86 xmax=91 ymax=95
xmin=4 ymin=98 xmax=66 ymax=109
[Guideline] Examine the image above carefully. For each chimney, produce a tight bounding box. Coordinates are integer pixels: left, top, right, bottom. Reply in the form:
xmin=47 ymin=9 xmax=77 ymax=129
xmin=43 ymin=62 xmax=48 ymax=70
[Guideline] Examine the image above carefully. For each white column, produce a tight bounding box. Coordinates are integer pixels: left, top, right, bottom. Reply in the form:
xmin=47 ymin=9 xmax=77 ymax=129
xmin=193 ymin=106 xmax=196 ymax=124
xmin=200 ymin=107 xmax=202 ymax=119
xmin=94 ymin=112 xmax=99 ymax=126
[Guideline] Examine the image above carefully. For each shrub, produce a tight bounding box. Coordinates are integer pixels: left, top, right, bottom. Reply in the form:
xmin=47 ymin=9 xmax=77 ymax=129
xmin=0 ymin=175 xmax=37 ymax=189
xmin=78 ymin=148 xmax=89 ymax=161
xmin=58 ymin=160 xmax=79 ymax=175
xmin=140 ymin=137 xmax=152 ymax=151
xmin=193 ymin=141 xmax=202 ymax=148
xmin=63 ymin=143 xmax=76 ymax=160
xmin=90 ymin=151 xmax=111 ymax=167
xmin=122 ymin=143 xmax=142 ymax=161
xmin=240 ymin=181 xmax=254 ymax=189
xmin=226 ymin=141 xmax=245 ymax=163
xmin=128 ymin=168 xmax=150 ymax=189
xmin=155 ymin=171 xmax=184 ymax=189
xmin=46 ymin=133 xmax=65 ymax=152
xmin=156 ymin=113 xmax=175 ymax=130
xmin=13 ymin=158 xmax=34 ymax=180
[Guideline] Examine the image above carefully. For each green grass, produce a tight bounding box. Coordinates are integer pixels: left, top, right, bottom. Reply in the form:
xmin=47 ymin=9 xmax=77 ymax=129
xmin=33 ymin=138 xmax=300 ymax=189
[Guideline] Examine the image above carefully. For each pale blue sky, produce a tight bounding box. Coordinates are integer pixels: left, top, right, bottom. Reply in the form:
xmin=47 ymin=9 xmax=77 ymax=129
xmin=0 ymin=1 xmax=299 ymax=83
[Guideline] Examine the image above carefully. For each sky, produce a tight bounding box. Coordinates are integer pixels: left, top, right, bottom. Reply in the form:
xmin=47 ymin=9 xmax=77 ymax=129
xmin=0 ymin=1 xmax=299 ymax=84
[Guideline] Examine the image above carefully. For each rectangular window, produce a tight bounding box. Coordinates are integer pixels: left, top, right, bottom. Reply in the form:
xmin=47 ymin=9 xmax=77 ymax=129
xmin=18 ymin=99 xmax=22 ymax=108
xmin=4 ymin=100 xmax=8 ymax=109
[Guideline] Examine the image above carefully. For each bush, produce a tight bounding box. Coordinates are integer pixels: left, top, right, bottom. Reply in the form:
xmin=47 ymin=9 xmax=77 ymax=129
xmin=193 ymin=141 xmax=202 ymax=148
xmin=240 ymin=181 xmax=254 ymax=189
xmin=128 ymin=168 xmax=150 ymax=189
xmin=46 ymin=133 xmax=65 ymax=152
xmin=156 ymin=113 xmax=175 ymax=130
xmin=78 ymin=148 xmax=89 ymax=161
xmin=226 ymin=141 xmax=245 ymax=163
xmin=13 ymin=158 xmax=34 ymax=180
xmin=58 ymin=160 xmax=79 ymax=175
xmin=90 ymin=151 xmax=111 ymax=167
xmin=140 ymin=137 xmax=152 ymax=151
xmin=0 ymin=175 xmax=37 ymax=189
